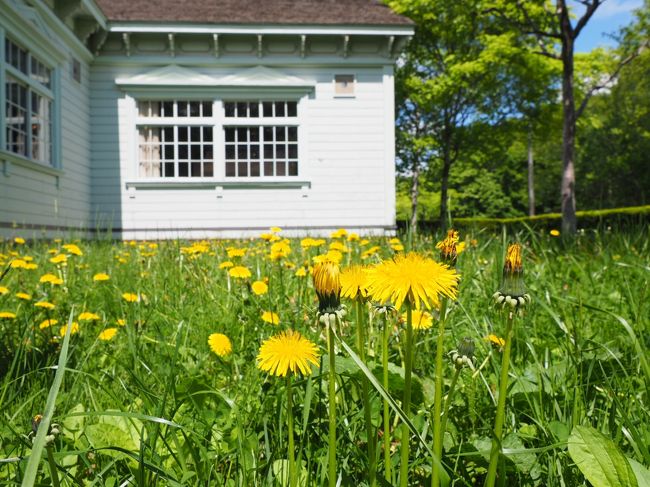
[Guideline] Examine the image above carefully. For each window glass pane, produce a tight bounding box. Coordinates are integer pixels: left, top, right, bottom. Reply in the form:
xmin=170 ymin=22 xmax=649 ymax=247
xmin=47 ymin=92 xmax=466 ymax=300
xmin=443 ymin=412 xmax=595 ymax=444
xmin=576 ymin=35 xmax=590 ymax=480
xmin=225 ymin=127 xmax=235 ymax=142
xmin=191 ymin=145 xmax=201 ymax=160
xmin=288 ymin=161 xmax=298 ymax=176
xmin=238 ymin=161 xmax=248 ymax=177
xmin=203 ymin=145 xmax=213 ymax=159
xmin=177 ymin=101 xmax=188 ymax=117
xmin=203 ymin=102 xmax=213 ymax=117
xmin=178 ymin=162 xmax=188 ymax=177
xmin=203 ymin=126 xmax=213 ymax=142
xmin=190 ymin=126 xmax=201 ymax=141
xmin=275 ymin=127 xmax=285 ymax=141
xmin=263 ymin=126 xmax=273 ymax=141
xmin=249 ymin=127 xmax=259 ymax=142
xmin=162 ymin=101 xmax=173 ymax=116
xmin=287 ymin=101 xmax=297 ymax=117
xmin=225 ymin=102 xmax=235 ymax=117
xmin=225 ymin=145 xmax=235 ymax=159
xmin=276 ymin=145 xmax=286 ymax=158
xmin=262 ymin=101 xmax=273 ymax=117
xmin=288 ymin=144 xmax=298 ymax=158
xmin=237 ymin=144 xmax=248 ymax=159
xmin=6 ymin=77 xmax=28 ymax=157
xmin=225 ymin=162 xmax=236 ymax=177
xmin=204 ymin=162 xmax=214 ymax=177
xmin=237 ymin=127 xmax=248 ymax=142
xmin=263 ymin=144 xmax=273 ymax=159
xmin=251 ymin=161 xmax=260 ymax=176
xmin=264 ymin=161 xmax=274 ymax=176
xmin=191 ymin=162 xmax=201 ymax=177
xmin=178 ymin=144 xmax=188 ymax=159
xmin=178 ymin=126 xmax=188 ymax=141
xmin=276 ymin=161 xmax=286 ymax=176
xmin=163 ymin=126 xmax=173 ymax=140
xmin=189 ymin=101 xmax=201 ymax=117
xmin=164 ymin=162 xmax=175 ymax=177
xmin=164 ymin=145 xmax=174 ymax=159
xmin=236 ymin=102 xmax=247 ymax=117
xmin=250 ymin=144 xmax=260 ymax=159
xmin=288 ymin=126 xmax=298 ymax=141
xmin=249 ymin=103 xmax=259 ymax=118
xmin=275 ymin=102 xmax=285 ymax=117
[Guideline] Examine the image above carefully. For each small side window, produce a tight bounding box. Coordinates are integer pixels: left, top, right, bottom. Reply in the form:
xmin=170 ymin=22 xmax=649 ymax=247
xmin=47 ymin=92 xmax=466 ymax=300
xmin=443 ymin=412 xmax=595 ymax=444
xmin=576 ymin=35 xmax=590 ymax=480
xmin=72 ymin=58 xmax=82 ymax=83
xmin=334 ymin=74 xmax=355 ymax=96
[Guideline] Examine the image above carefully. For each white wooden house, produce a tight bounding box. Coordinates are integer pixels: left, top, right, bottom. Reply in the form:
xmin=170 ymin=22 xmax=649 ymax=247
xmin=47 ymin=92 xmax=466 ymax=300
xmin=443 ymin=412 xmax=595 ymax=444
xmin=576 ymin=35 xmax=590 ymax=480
xmin=0 ymin=0 xmax=413 ymax=239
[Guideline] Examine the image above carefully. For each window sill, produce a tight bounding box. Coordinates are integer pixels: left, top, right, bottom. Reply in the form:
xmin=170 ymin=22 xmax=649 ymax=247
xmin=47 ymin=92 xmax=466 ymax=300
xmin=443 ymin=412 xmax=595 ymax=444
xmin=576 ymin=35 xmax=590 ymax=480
xmin=0 ymin=150 xmax=62 ymax=179
xmin=125 ymin=180 xmax=311 ymax=190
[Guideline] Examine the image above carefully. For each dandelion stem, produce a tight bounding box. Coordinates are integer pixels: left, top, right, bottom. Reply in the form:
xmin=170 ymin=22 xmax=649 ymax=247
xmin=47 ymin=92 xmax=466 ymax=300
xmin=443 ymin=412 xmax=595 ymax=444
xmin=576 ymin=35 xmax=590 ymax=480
xmin=46 ymin=446 xmax=60 ymax=487
xmin=432 ymin=298 xmax=448 ymax=487
xmin=356 ymin=300 xmax=376 ymax=487
xmin=327 ymin=318 xmax=337 ymax=487
xmin=287 ymin=375 xmax=297 ymax=487
xmin=485 ymin=312 xmax=515 ymax=487
xmin=400 ymin=303 xmax=413 ymax=487
xmin=439 ymin=366 xmax=461 ymax=460
xmin=382 ymin=313 xmax=392 ymax=482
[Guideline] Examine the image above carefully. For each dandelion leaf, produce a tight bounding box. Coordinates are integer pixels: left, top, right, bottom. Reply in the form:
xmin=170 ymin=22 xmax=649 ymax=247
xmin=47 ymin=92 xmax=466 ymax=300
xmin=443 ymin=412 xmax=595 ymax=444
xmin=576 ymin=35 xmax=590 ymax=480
xmin=568 ymin=425 xmax=638 ymax=487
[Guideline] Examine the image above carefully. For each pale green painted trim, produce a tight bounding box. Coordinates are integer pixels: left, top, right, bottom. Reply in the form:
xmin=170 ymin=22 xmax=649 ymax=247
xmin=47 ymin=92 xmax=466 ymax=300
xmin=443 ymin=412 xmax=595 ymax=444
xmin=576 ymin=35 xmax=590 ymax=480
xmin=52 ymin=66 xmax=62 ymax=170
xmin=3 ymin=63 xmax=54 ymax=98
xmin=125 ymin=180 xmax=311 ymax=190
xmin=0 ymin=27 xmax=5 ymax=154
xmin=0 ymin=149 xmax=64 ymax=177
xmin=93 ymin=56 xmax=397 ymax=67
xmin=81 ymin=0 xmax=107 ymax=29
xmin=109 ymin=23 xmax=414 ymax=36
xmin=0 ymin=2 xmax=67 ymax=64
xmin=120 ymin=86 xmax=314 ymax=98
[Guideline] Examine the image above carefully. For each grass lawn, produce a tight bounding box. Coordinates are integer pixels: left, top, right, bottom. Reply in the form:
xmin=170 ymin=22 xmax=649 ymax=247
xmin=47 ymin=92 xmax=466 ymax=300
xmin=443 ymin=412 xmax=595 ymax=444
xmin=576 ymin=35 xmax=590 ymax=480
xmin=0 ymin=227 xmax=648 ymax=486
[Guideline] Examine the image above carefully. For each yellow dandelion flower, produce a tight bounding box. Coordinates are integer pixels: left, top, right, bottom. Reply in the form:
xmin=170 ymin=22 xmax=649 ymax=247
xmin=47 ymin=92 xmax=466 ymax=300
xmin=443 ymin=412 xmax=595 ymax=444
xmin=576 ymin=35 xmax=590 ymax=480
xmin=208 ymin=333 xmax=232 ymax=357
xmin=550 ymin=229 xmax=560 ymax=237
xmin=485 ymin=334 xmax=505 ymax=348
xmin=10 ymin=259 xmax=28 ymax=268
xmin=93 ymin=273 xmax=110 ymax=281
xmin=40 ymin=274 xmax=63 ymax=285
xmin=295 ymin=267 xmax=307 ymax=277
xmin=262 ymin=311 xmax=280 ymax=325
xmin=60 ymin=322 xmax=80 ymax=336
xmin=360 ymin=239 xmax=370 ymax=246
xmin=347 ymin=233 xmax=360 ymax=242
xmin=0 ymin=286 xmax=8 ymax=295
xmin=227 ymin=248 xmax=247 ymax=258
xmin=117 ymin=318 xmax=126 ymax=326
xmin=504 ymin=243 xmax=522 ymax=275
xmin=270 ymin=226 xmax=282 ymax=233
xmin=98 ymin=328 xmax=118 ymax=341
xmin=62 ymin=243 xmax=83 ymax=256
xmin=340 ymin=265 xmax=369 ymax=300
xmin=257 ymin=329 xmax=319 ymax=377
xmin=330 ymin=228 xmax=348 ymax=239
xmin=79 ymin=312 xmax=100 ymax=321
xmin=14 ymin=237 xmax=25 ymax=245
xmin=252 ymin=280 xmax=269 ymax=295
xmin=219 ymin=261 xmax=234 ymax=269
xmin=50 ymin=254 xmax=67 ymax=264
xmin=0 ymin=311 xmax=17 ymax=319
xmin=16 ymin=292 xmax=32 ymax=301
xmin=364 ymin=252 xmax=460 ymax=310
xmin=229 ymin=266 xmax=252 ymax=279
xmin=260 ymin=233 xmax=274 ymax=241
xmin=436 ymin=229 xmax=461 ymax=265
xmin=403 ymin=310 xmax=433 ymax=330
xmin=122 ymin=292 xmax=139 ymax=302
xmin=269 ymin=241 xmax=291 ymax=260
xmin=313 ymin=250 xmax=343 ymax=265
xmin=361 ymin=246 xmax=381 ymax=260
xmin=389 ymin=237 xmax=401 ymax=245
xmin=39 ymin=318 xmax=58 ymax=329
xmin=34 ymin=301 xmax=55 ymax=310
xmin=391 ymin=243 xmax=404 ymax=252
xmin=313 ymin=261 xmax=341 ymax=313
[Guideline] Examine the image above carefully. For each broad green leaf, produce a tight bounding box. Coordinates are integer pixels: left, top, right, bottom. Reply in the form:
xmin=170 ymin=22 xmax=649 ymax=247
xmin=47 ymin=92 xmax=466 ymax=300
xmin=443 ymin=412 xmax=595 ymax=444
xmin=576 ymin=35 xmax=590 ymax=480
xmin=568 ymin=425 xmax=638 ymax=487
xmin=628 ymin=458 xmax=650 ymax=487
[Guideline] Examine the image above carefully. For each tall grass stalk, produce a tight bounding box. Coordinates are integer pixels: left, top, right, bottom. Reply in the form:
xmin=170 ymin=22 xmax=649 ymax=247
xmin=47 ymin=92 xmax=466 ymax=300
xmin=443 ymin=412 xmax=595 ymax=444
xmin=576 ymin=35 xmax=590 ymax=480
xmin=356 ymin=300 xmax=376 ymax=486
xmin=327 ymin=318 xmax=337 ymax=487
xmin=431 ymin=298 xmax=448 ymax=487
xmin=400 ymin=303 xmax=414 ymax=487
xmin=382 ymin=312 xmax=393 ymax=482
xmin=485 ymin=311 xmax=515 ymax=487
xmin=286 ymin=375 xmax=297 ymax=487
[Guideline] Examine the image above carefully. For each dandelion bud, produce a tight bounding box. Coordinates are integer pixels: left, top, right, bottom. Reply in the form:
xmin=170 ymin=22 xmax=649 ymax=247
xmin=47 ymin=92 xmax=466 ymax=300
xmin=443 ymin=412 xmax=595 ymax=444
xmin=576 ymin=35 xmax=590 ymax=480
xmin=457 ymin=337 xmax=475 ymax=360
xmin=313 ymin=261 xmax=341 ymax=314
xmin=494 ymin=243 xmax=529 ymax=311
xmin=436 ymin=229 xmax=460 ymax=266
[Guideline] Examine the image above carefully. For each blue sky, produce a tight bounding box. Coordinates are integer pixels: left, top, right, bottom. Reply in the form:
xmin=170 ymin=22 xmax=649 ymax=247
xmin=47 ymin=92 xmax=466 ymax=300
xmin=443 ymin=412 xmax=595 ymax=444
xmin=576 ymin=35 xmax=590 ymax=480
xmin=573 ymin=0 xmax=643 ymax=52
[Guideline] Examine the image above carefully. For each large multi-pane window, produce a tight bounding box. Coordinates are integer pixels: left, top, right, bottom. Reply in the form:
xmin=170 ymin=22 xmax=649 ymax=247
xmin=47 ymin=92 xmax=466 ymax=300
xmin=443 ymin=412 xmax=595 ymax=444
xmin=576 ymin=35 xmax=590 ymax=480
xmin=137 ymin=100 xmax=214 ymax=178
xmin=224 ymin=101 xmax=298 ymax=177
xmin=136 ymin=99 xmax=299 ymax=179
xmin=3 ymin=38 xmax=53 ymax=165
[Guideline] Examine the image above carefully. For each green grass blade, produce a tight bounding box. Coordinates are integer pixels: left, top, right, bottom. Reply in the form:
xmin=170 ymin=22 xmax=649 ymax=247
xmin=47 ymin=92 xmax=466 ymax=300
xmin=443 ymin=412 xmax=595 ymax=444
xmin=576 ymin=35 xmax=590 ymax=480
xmin=22 ymin=310 xmax=75 ymax=487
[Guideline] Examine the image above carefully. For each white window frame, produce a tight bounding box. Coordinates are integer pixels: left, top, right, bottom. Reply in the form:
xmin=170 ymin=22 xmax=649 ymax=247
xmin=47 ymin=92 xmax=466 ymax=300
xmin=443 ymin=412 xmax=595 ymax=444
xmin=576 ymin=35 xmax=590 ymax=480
xmin=1 ymin=34 xmax=56 ymax=168
xmin=132 ymin=96 xmax=304 ymax=181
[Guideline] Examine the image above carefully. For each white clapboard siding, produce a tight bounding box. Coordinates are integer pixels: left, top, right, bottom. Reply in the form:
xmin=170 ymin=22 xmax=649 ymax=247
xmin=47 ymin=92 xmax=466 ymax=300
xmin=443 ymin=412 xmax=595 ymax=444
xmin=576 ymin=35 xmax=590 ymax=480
xmin=0 ymin=0 xmax=92 ymax=239
xmin=91 ymin=62 xmax=396 ymax=238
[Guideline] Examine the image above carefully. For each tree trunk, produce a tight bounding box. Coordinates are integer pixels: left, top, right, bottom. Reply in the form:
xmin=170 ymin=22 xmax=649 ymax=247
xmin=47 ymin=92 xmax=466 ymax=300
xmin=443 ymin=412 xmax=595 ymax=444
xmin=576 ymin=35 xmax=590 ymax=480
xmin=560 ymin=13 xmax=577 ymax=234
xmin=439 ymin=152 xmax=451 ymax=232
xmin=409 ymin=158 xmax=421 ymax=234
xmin=527 ymin=127 xmax=535 ymax=216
